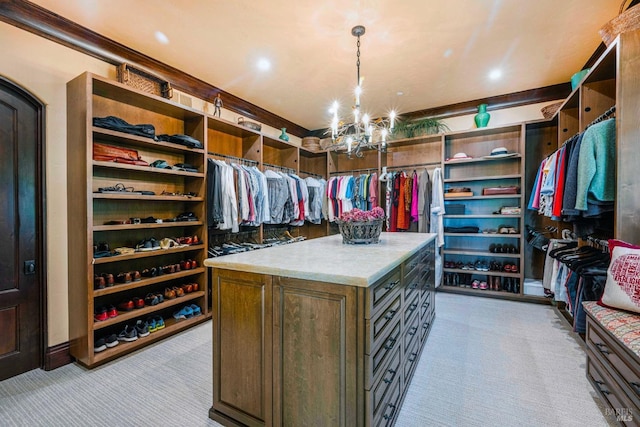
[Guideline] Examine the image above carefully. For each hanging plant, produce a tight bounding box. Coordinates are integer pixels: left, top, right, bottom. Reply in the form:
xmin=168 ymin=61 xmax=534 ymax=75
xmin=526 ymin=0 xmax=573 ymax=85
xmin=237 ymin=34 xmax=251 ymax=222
xmin=391 ymin=117 xmax=449 ymax=139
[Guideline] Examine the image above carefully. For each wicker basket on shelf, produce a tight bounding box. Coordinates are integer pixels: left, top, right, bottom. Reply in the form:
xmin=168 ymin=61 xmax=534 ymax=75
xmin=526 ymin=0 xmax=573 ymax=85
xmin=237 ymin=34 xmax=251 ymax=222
xmin=336 ymin=218 xmax=383 ymax=244
xmin=117 ymin=63 xmax=173 ymax=99
xmin=600 ymin=1 xmax=640 ymax=47
xmin=541 ymin=101 xmax=563 ymax=119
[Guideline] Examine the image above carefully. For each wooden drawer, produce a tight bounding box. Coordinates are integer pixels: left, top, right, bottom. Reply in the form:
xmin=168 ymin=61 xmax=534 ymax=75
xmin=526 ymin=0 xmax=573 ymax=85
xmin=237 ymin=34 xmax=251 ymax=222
xmin=366 ymin=319 xmax=402 ymax=389
xmin=373 ymin=367 xmax=402 ymax=427
xmin=403 ymin=307 xmax=420 ymax=355
xmin=403 ymin=291 xmax=420 ymax=327
xmin=366 ymin=293 xmax=402 ymax=355
xmin=420 ymin=310 xmax=434 ymax=343
xmin=366 ymin=269 xmax=401 ymax=319
xmin=403 ymin=272 xmax=421 ymax=304
xmin=403 ymin=250 xmax=422 ymax=281
xmin=587 ymin=356 xmax=637 ymax=426
xmin=366 ymin=346 xmax=401 ymax=424
xmin=587 ymin=316 xmax=640 ymax=408
xmin=420 ymin=291 xmax=432 ymax=323
xmin=403 ymin=328 xmax=421 ymax=384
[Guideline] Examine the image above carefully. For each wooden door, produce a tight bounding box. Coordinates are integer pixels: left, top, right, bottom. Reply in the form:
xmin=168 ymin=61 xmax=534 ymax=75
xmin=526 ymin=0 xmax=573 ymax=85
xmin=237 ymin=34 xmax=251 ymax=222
xmin=210 ymin=269 xmax=272 ymax=426
xmin=0 ymin=77 xmax=44 ymax=381
xmin=273 ymin=277 xmax=359 ymax=427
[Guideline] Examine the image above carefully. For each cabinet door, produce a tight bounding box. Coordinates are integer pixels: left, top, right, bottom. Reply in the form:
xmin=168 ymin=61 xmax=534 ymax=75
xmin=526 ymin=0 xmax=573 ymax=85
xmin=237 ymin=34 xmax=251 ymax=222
xmin=211 ymin=269 xmax=272 ymax=426
xmin=273 ymin=277 xmax=359 ymax=427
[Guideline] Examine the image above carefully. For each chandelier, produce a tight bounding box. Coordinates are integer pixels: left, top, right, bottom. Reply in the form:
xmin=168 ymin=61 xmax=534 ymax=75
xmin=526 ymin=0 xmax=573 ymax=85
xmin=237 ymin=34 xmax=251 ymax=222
xmin=325 ymin=25 xmax=396 ymax=158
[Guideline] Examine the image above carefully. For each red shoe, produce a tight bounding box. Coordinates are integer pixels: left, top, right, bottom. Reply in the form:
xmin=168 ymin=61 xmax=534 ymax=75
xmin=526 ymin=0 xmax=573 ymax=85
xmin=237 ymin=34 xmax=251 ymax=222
xmin=107 ymin=305 xmax=118 ymax=318
xmin=118 ymin=300 xmax=134 ymax=311
xmin=191 ymin=282 xmax=199 ymax=292
xmin=94 ymin=307 xmax=108 ymax=322
xmin=132 ymin=297 xmax=145 ymax=309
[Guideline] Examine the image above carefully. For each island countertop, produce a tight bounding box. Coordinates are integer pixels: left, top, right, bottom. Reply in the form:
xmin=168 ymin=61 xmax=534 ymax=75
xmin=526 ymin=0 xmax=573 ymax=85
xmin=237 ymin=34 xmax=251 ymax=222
xmin=204 ymin=232 xmax=436 ymax=287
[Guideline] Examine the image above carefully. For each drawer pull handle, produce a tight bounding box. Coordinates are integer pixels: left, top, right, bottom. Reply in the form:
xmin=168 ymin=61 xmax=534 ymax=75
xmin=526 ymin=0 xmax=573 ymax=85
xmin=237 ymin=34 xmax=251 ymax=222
xmin=385 ymin=280 xmax=400 ymax=291
xmin=422 ymin=302 xmax=430 ymax=309
xmin=409 ymin=282 xmax=418 ymax=290
xmin=382 ymin=403 xmax=396 ymax=420
xmin=422 ymin=322 xmax=430 ymax=329
xmin=409 ymin=303 xmax=418 ymax=313
xmin=408 ymin=352 xmax=418 ymax=362
xmin=384 ymin=337 xmax=397 ymax=350
xmin=595 ymin=343 xmax=611 ymax=355
xmin=384 ymin=310 xmax=397 ymax=320
xmin=408 ymin=326 xmax=418 ymax=336
xmin=630 ymin=382 xmax=640 ymax=395
xmin=594 ymin=380 xmax=611 ymax=395
xmin=383 ymin=368 xmax=397 ymax=384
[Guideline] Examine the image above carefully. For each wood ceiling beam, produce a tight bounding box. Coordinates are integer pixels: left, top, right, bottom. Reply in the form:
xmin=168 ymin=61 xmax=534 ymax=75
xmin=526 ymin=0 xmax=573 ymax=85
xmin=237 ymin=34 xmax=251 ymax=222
xmin=0 ymin=0 xmax=311 ymax=138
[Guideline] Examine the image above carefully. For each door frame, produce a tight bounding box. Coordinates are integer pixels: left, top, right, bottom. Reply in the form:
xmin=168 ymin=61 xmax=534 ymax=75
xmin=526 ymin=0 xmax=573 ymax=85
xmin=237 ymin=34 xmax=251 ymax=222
xmin=0 ymin=75 xmax=47 ymax=371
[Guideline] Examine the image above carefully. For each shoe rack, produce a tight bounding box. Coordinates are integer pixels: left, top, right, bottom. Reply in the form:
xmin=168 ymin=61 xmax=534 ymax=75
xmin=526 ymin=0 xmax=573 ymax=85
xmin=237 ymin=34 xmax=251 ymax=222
xmin=439 ymin=124 xmax=528 ymax=299
xmin=67 ymin=72 xmax=210 ymax=367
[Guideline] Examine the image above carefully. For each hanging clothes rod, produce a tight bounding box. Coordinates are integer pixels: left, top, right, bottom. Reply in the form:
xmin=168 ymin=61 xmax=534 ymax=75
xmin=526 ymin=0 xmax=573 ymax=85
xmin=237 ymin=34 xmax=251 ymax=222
xmin=263 ymin=162 xmax=296 ymax=174
xmin=330 ymin=167 xmax=378 ymax=175
xmin=386 ymin=161 xmax=441 ymax=170
xmin=561 ymin=105 xmax=616 ymax=146
xmin=299 ymin=170 xmax=324 ymax=179
xmin=208 ymin=151 xmax=258 ymax=165
xmin=586 ymin=235 xmax=610 ymax=249
xmin=586 ymin=105 xmax=616 ymax=130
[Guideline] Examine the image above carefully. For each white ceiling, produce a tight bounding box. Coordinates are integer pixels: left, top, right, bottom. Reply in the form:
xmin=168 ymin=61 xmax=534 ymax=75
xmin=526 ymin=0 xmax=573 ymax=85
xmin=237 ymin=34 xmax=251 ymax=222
xmin=33 ymin=0 xmax=621 ymax=130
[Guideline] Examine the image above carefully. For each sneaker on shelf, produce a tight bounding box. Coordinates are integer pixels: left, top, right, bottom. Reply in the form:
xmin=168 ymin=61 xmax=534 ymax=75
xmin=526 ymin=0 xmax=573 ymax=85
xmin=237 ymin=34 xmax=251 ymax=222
xmin=105 ymin=334 xmax=119 ymax=348
xmin=479 ymin=281 xmax=488 ymax=290
xmin=173 ymin=306 xmax=194 ymax=320
xmin=94 ymin=337 xmax=107 ymax=353
xmin=107 ymin=305 xmax=118 ymax=318
xmin=189 ymin=304 xmax=202 ymax=316
xmin=117 ymin=325 xmax=138 ymax=342
xmin=146 ymin=317 xmax=157 ymax=333
xmin=153 ymin=315 xmax=165 ymax=331
xmin=135 ymin=320 xmax=150 ymax=338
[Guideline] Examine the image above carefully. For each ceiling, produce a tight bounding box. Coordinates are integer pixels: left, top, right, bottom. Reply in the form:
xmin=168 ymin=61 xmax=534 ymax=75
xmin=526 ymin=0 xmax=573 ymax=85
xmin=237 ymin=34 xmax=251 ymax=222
xmin=32 ymin=0 xmax=622 ymax=131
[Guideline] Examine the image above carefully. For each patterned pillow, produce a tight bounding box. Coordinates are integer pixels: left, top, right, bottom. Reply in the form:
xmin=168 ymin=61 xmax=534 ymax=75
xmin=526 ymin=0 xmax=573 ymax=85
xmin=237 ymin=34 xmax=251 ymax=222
xmin=600 ymin=239 xmax=640 ymax=313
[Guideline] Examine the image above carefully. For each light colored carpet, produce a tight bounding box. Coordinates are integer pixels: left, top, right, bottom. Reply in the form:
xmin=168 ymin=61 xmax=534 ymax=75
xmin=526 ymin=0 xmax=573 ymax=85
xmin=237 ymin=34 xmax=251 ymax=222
xmin=396 ymin=293 xmax=612 ymax=427
xmin=0 ymin=293 xmax=613 ymax=426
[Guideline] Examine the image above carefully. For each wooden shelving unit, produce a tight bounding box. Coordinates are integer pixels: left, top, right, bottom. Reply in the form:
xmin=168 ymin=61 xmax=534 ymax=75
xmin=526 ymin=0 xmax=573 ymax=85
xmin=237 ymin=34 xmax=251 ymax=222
xmin=439 ymin=123 xmax=530 ymax=299
xmin=67 ymin=72 xmax=210 ymax=367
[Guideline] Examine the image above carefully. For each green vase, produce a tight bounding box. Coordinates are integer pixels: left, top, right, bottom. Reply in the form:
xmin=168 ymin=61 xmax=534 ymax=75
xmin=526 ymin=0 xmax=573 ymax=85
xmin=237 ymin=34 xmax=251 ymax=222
xmin=474 ymin=104 xmax=490 ymax=128
xmin=279 ymin=127 xmax=289 ymax=142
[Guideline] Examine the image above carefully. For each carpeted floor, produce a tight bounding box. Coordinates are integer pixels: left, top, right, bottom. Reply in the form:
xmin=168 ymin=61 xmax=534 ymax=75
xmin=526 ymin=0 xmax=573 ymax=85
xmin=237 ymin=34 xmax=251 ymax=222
xmin=0 ymin=293 xmax=614 ymax=426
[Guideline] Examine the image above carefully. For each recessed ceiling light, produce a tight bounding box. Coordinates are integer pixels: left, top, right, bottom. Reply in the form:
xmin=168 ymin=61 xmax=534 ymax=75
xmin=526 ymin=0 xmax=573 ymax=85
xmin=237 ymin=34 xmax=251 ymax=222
xmin=154 ymin=31 xmax=169 ymax=45
xmin=444 ymin=49 xmax=453 ymax=58
xmin=257 ymin=57 xmax=271 ymax=72
xmin=397 ymin=91 xmax=404 ymax=96
xmin=489 ymin=69 xmax=502 ymax=80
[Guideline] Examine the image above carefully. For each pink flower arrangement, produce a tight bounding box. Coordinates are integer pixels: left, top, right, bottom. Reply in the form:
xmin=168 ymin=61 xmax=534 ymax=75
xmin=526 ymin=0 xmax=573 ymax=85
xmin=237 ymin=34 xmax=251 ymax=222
xmin=339 ymin=207 xmax=385 ymax=222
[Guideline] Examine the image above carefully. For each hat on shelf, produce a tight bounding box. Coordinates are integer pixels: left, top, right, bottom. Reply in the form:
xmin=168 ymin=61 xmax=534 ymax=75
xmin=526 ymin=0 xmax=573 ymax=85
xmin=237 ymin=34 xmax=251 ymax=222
xmin=448 ymin=152 xmax=472 ymax=161
xmin=484 ymin=147 xmax=518 ymax=159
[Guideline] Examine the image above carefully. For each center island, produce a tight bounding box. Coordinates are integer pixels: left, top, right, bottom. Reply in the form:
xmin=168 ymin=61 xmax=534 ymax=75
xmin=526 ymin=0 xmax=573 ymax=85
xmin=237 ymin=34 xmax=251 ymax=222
xmin=204 ymin=232 xmax=436 ymax=426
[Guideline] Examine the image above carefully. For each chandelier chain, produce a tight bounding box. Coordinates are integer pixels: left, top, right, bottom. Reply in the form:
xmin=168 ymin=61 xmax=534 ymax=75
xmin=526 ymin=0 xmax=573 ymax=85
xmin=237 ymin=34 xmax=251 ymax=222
xmin=356 ymin=36 xmax=361 ymax=85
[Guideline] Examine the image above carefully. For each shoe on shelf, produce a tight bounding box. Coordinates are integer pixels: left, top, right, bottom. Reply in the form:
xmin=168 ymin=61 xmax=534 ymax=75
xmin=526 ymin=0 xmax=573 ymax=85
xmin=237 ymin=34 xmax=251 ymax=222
xmin=471 ymin=279 xmax=480 ymax=289
xmin=118 ymin=300 xmax=135 ymax=311
xmin=117 ymin=325 xmax=138 ymax=342
xmin=479 ymin=281 xmax=488 ymax=290
xmin=153 ymin=315 xmax=165 ymax=330
xmin=173 ymin=306 xmax=194 ymax=320
xmin=107 ymin=305 xmax=118 ymax=318
xmin=145 ymin=293 xmax=160 ymax=306
xmin=135 ymin=320 xmax=150 ymax=338
xmin=102 ymin=273 xmax=115 ymax=286
xmin=164 ymin=287 xmax=176 ymax=299
xmin=94 ymin=337 xmax=107 ymax=353
xmin=172 ymin=286 xmax=185 ymax=298
xmin=189 ymin=304 xmax=202 ymax=316
xmin=94 ymin=307 xmax=108 ymax=322
xmin=105 ymin=334 xmax=118 ymax=348
xmin=132 ymin=297 xmax=145 ymax=309
xmin=94 ymin=275 xmax=106 ymax=289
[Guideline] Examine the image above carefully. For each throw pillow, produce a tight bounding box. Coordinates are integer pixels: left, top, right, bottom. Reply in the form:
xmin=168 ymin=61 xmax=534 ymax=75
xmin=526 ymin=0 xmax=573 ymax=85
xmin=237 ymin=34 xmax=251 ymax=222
xmin=600 ymin=239 xmax=640 ymax=313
